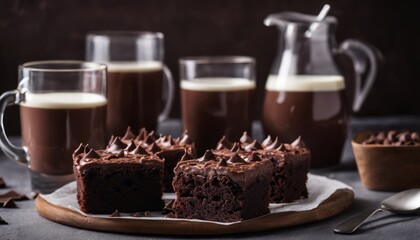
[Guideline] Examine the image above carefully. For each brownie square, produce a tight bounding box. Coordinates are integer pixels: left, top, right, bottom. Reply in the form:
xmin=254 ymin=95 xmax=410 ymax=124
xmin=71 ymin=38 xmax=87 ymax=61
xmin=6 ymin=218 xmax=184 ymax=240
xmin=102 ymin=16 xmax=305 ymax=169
xmin=172 ymin=150 xmax=273 ymax=222
xmin=73 ymin=142 xmax=164 ymax=214
xmin=117 ymin=127 xmax=195 ymax=192
xmin=218 ymin=133 xmax=311 ymax=203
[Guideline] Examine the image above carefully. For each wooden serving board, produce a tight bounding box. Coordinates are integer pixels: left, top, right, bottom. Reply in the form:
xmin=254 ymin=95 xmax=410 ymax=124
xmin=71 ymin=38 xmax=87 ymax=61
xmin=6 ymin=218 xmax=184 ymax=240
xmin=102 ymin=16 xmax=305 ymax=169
xmin=35 ymin=189 xmax=354 ymax=236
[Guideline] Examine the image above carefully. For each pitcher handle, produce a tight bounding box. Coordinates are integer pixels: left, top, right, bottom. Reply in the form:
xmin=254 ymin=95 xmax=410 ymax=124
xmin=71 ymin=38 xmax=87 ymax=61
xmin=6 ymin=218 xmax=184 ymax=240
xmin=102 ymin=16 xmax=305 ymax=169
xmin=0 ymin=90 xmax=27 ymax=164
xmin=159 ymin=65 xmax=174 ymax=121
xmin=339 ymin=40 xmax=379 ymax=112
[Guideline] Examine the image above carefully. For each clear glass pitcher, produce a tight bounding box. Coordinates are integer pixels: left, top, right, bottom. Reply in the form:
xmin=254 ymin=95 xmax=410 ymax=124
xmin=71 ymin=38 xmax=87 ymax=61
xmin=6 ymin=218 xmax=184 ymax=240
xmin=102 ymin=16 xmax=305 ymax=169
xmin=262 ymin=12 xmax=379 ymax=168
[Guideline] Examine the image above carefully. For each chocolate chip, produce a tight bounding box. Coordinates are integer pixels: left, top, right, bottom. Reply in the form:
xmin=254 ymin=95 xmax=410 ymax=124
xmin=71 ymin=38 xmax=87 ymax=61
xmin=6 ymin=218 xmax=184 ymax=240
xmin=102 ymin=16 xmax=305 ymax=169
xmin=116 ymin=150 xmax=125 ymax=158
xmin=216 ymin=136 xmax=233 ymax=150
xmin=227 ymin=152 xmax=246 ymax=164
xmin=107 ymin=137 xmax=127 ymax=152
xmin=230 ymin=142 xmax=241 ymax=152
xmin=72 ymin=143 xmax=86 ymax=158
xmin=266 ymin=137 xmax=281 ymax=150
xmin=0 ymin=215 xmax=8 ymax=225
xmin=411 ymin=132 xmax=420 ymax=142
xmin=1 ymin=198 xmax=16 ymax=208
xmin=364 ymin=130 xmax=420 ymax=146
xmin=0 ymin=190 xmax=29 ymax=201
xmin=136 ymin=128 xmax=148 ymax=141
xmin=249 ymin=152 xmax=262 ymax=162
xmin=144 ymin=135 xmax=155 ymax=145
xmin=262 ymin=135 xmax=273 ymax=146
xmin=291 ymin=136 xmax=305 ymax=148
xmin=217 ymin=158 xmax=228 ymax=167
xmin=240 ymin=131 xmax=253 ymax=144
xmin=276 ymin=143 xmax=285 ymax=151
xmin=244 ymin=140 xmax=263 ymax=152
xmin=125 ymin=140 xmax=137 ymax=152
xmin=122 ymin=127 xmax=135 ymax=140
xmin=180 ymin=131 xmax=193 ymax=145
xmin=148 ymin=142 xmax=161 ymax=153
xmin=180 ymin=151 xmax=193 ymax=161
xmin=130 ymin=145 xmax=149 ymax=155
xmin=0 ymin=177 xmax=6 ymax=189
xmin=109 ymin=210 xmax=120 ymax=217
xmin=84 ymin=149 xmax=100 ymax=159
xmin=198 ymin=150 xmax=216 ymax=162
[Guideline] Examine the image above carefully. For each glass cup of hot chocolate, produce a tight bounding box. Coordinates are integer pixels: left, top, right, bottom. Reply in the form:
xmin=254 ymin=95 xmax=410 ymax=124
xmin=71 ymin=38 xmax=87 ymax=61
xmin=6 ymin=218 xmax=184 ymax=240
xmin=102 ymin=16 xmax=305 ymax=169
xmin=86 ymin=31 xmax=174 ymax=137
xmin=179 ymin=56 xmax=256 ymax=155
xmin=0 ymin=61 xmax=107 ymax=193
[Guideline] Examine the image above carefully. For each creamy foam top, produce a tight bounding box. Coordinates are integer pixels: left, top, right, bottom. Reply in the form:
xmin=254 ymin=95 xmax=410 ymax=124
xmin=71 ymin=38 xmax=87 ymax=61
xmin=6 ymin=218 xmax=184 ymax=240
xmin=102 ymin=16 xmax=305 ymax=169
xmin=265 ymin=75 xmax=345 ymax=92
xmin=20 ymin=92 xmax=107 ymax=109
xmin=106 ymin=61 xmax=163 ymax=72
xmin=181 ymin=78 xmax=256 ymax=92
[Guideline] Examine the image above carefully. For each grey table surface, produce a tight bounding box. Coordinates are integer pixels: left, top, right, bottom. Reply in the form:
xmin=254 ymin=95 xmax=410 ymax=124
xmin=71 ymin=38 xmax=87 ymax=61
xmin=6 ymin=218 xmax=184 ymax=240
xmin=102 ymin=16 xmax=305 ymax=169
xmin=1 ymin=117 xmax=420 ymax=240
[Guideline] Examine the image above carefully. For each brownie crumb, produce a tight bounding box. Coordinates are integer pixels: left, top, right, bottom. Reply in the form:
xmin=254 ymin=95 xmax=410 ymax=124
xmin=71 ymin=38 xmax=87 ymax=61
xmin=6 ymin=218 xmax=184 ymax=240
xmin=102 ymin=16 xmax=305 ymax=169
xmin=109 ymin=210 xmax=120 ymax=217
xmin=0 ymin=177 xmax=5 ymax=189
xmin=0 ymin=215 xmax=8 ymax=225
xmin=0 ymin=190 xmax=29 ymax=201
xmin=1 ymin=198 xmax=17 ymax=208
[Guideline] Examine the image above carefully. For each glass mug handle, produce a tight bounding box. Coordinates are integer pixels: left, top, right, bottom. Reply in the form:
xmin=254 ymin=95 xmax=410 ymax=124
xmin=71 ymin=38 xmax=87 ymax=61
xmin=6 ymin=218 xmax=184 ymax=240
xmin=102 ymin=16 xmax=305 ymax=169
xmin=339 ymin=40 xmax=380 ymax=112
xmin=0 ymin=89 xmax=27 ymax=164
xmin=159 ymin=65 xmax=174 ymax=121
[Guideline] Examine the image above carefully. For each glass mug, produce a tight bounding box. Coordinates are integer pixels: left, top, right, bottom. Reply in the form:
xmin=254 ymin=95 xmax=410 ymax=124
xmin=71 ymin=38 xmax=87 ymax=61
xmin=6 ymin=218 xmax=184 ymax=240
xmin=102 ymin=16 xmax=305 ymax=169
xmin=180 ymin=56 xmax=256 ymax=155
xmin=0 ymin=61 xmax=107 ymax=193
xmin=86 ymin=31 xmax=174 ymax=136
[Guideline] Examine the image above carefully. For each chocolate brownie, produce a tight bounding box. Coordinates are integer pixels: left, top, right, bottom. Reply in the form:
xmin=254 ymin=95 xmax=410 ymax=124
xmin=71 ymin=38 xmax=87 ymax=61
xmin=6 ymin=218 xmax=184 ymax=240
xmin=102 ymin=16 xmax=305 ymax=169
xmin=73 ymin=142 xmax=164 ymax=214
xmin=172 ymin=149 xmax=274 ymax=222
xmin=217 ymin=132 xmax=310 ymax=203
xmin=114 ymin=127 xmax=195 ymax=192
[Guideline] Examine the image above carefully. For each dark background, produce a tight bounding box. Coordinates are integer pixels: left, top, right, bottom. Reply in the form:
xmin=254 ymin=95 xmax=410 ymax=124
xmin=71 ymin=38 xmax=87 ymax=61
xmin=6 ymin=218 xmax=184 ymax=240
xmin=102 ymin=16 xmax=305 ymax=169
xmin=1 ymin=0 xmax=419 ymax=134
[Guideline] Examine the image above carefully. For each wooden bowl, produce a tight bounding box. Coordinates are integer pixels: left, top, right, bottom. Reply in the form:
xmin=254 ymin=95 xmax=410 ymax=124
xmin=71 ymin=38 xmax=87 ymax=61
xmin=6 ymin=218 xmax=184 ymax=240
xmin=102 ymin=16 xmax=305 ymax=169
xmin=352 ymin=131 xmax=420 ymax=191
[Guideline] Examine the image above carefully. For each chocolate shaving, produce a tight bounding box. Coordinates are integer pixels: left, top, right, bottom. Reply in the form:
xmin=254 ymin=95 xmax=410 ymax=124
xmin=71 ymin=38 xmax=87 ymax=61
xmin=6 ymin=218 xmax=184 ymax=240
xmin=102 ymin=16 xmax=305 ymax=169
xmin=125 ymin=140 xmax=137 ymax=152
xmin=227 ymin=152 xmax=246 ymax=164
xmin=216 ymin=136 xmax=233 ymax=150
xmin=240 ymin=131 xmax=253 ymax=143
xmin=107 ymin=137 xmax=127 ymax=152
xmin=217 ymin=158 xmax=228 ymax=167
xmin=1 ymin=198 xmax=16 ymax=208
xmin=199 ymin=150 xmax=216 ymax=162
xmin=131 ymin=145 xmax=149 ymax=155
xmin=0 ymin=190 xmax=29 ymax=201
xmin=110 ymin=210 xmax=120 ymax=217
xmin=0 ymin=177 xmax=5 ymax=189
xmin=148 ymin=142 xmax=161 ymax=153
xmin=84 ymin=149 xmax=100 ymax=159
xmin=122 ymin=127 xmax=135 ymax=140
xmin=262 ymin=135 xmax=273 ymax=146
xmin=0 ymin=215 xmax=7 ymax=225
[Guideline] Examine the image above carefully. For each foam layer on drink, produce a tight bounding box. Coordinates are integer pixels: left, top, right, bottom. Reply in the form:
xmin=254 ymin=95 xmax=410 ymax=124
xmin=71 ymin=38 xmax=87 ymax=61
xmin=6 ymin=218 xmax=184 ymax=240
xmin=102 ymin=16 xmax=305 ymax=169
xmin=20 ymin=92 xmax=107 ymax=109
xmin=181 ymin=78 xmax=256 ymax=92
xmin=265 ymin=75 xmax=345 ymax=92
xmin=106 ymin=61 xmax=163 ymax=73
